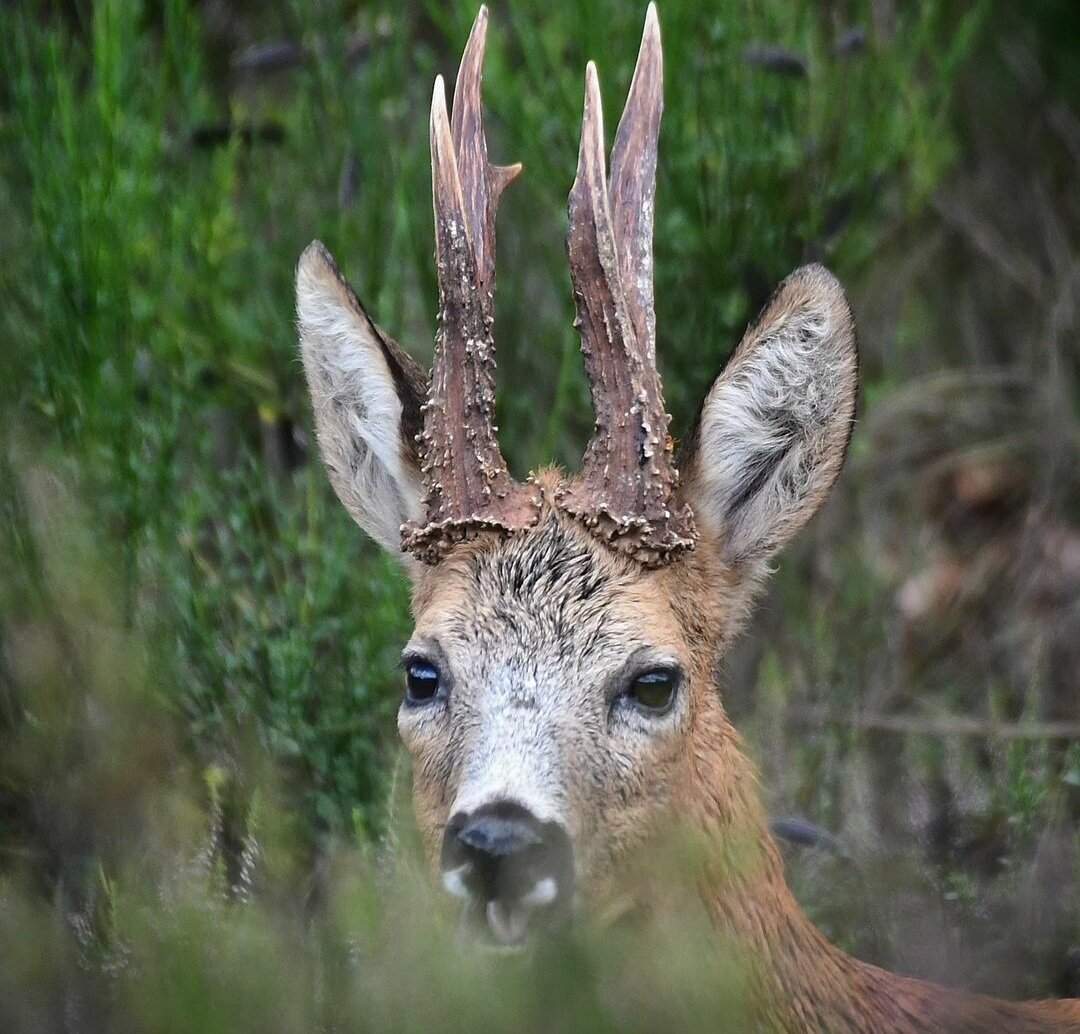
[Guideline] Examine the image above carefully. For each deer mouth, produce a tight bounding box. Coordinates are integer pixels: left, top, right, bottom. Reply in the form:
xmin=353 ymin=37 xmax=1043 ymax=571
xmin=483 ymin=886 xmax=559 ymax=949
xmin=444 ymin=863 xmax=568 ymax=949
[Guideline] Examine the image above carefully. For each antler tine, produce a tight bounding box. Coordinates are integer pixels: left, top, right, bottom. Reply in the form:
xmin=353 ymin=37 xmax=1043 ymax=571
xmin=558 ymin=5 xmax=695 ymax=567
xmin=402 ymin=7 xmax=537 ymax=564
xmin=610 ymin=1 xmax=662 ymax=362
xmin=450 ymin=5 xmax=522 ymax=291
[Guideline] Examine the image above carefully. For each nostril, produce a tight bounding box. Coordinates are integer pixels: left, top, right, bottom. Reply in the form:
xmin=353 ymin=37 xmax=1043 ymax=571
xmin=457 ymin=814 xmax=543 ymax=858
xmin=448 ymin=811 xmax=547 ymax=907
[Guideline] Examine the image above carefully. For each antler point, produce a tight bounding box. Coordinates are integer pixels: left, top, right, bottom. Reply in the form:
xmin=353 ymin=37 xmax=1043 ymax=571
xmin=645 ymin=3 xmax=660 ymax=36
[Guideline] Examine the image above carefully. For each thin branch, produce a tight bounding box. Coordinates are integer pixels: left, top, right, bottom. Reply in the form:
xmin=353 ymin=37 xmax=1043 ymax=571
xmin=794 ymin=708 xmax=1080 ymax=740
xmin=931 ymin=192 xmax=1046 ymax=300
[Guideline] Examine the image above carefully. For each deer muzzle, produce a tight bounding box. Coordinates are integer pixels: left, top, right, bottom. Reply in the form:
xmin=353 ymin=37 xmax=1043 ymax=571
xmin=440 ymin=800 xmax=574 ymax=947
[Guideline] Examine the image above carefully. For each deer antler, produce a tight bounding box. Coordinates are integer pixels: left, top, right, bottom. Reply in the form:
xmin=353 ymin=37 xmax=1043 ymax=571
xmin=402 ymin=6 xmax=540 ymax=564
xmin=556 ymin=4 xmax=696 ymax=566
xmin=404 ymin=5 xmax=693 ymax=567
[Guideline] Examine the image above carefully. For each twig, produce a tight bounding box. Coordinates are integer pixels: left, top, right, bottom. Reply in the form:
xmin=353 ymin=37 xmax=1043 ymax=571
xmin=931 ymin=192 xmax=1046 ymax=300
xmin=794 ymin=708 xmax=1080 ymax=740
xmin=743 ymin=43 xmax=808 ymax=78
xmin=999 ymin=39 xmax=1080 ymax=171
xmin=231 ymin=27 xmax=386 ymax=76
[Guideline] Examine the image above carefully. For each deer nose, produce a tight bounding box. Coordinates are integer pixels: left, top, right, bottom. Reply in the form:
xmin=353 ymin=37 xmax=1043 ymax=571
xmin=440 ymin=801 xmax=573 ymax=946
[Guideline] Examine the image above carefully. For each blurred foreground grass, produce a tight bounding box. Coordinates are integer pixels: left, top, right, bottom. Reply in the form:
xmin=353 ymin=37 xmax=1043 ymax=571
xmin=0 ymin=0 xmax=978 ymax=844
xmin=1 ymin=0 xmax=1079 ymax=1026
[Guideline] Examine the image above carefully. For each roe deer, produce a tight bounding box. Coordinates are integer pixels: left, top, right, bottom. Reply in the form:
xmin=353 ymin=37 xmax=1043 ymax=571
xmin=295 ymin=6 xmax=1080 ymax=1031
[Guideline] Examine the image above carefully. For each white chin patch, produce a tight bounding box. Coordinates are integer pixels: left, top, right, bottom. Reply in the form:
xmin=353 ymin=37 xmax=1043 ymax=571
xmin=486 ymin=899 xmax=529 ymax=946
xmin=441 ymin=865 xmax=472 ymax=900
xmin=521 ymin=876 xmax=557 ymax=908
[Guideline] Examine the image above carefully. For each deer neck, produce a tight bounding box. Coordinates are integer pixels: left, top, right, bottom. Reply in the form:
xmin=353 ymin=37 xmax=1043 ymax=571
xmin=682 ymin=708 xmax=1061 ymax=1034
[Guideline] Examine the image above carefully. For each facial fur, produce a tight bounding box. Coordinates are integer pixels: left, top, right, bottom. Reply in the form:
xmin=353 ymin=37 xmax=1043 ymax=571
xmin=399 ymin=471 xmax=763 ymax=910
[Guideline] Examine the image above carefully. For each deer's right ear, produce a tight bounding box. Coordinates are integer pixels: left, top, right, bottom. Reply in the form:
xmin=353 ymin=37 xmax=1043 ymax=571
xmin=296 ymin=241 xmax=427 ymax=562
xmin=680 ymin=264 xmax=858 ymax=567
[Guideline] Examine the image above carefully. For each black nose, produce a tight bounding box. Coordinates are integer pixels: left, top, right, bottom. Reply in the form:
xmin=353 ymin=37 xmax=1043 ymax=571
xmin=441 ymin=801 xmax=573 ymax=942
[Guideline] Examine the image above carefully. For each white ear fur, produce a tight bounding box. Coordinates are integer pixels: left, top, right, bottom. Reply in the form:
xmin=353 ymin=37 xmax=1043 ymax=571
xmin=296 ymin=241 xmax=424 ymax=562
xmin=683 ymin=264 xmax=858 ymax=564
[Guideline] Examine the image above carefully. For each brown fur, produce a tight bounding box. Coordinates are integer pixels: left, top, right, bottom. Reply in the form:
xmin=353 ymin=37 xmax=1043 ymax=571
xmin=675 ymin=595 xmax=1080 ymax=1032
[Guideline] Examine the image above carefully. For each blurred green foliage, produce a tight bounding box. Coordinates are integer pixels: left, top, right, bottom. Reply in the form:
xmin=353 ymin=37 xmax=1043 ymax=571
xmin=0 ymin=0 xmax=979 ymax=838
xmin=2 ymin=0 xmax=1078 ymax=1026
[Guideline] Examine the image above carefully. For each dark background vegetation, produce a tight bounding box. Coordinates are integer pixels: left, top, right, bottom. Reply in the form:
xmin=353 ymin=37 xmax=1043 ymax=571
xmin=1 ymin=0 xmax=1078 ymax=1029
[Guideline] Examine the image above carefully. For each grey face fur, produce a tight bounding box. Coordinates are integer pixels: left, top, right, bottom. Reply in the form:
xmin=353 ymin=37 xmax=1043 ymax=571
xmin=400 ymin=514 xmax=693 ymax=885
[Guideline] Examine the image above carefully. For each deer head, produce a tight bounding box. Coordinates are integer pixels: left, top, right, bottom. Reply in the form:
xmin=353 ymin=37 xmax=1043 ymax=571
xmin=296 ymin=5 xmax=857 ymax=948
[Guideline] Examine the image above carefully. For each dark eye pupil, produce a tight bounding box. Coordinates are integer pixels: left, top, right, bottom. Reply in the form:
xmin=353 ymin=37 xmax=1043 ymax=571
xmin=405 ymin=661 xmax=440 ymax=703
xmin=628 ymin=671 xmax=676 ymax=712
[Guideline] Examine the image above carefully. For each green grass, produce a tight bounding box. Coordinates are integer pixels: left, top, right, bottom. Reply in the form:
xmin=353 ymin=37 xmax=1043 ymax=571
xmin=0 ymin=0 xmax=979 ymax=842
xmin=2 ymin=0 xmax=1078 ymax=1027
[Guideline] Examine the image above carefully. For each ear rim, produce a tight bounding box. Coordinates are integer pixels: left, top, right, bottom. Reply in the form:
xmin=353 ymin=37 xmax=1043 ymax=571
xmin=296 ymin=240 xmax=429 ymax=563
xmin=678 ymin=263 xmax=860 ymax=565
xmin=298 ymin=240 xmax=428 ymax=453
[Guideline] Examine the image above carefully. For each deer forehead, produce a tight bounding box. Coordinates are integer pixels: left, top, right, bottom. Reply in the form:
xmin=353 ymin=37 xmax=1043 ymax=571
xmin=409 ymin=513 xmax=690 ymax=695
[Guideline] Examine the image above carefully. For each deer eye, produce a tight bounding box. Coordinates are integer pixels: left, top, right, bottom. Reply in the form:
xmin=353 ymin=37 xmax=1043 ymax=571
xmin=404 ymin=660 xmax=441 ymax=705
xmin=622 ymin=668 xmax=680 ymax=715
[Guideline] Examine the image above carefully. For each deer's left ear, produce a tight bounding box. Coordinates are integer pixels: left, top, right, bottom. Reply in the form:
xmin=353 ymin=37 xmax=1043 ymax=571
xmin=680 ymin=264 xmax=858 ymax=565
